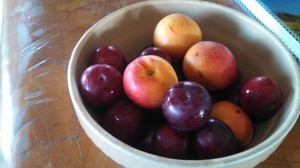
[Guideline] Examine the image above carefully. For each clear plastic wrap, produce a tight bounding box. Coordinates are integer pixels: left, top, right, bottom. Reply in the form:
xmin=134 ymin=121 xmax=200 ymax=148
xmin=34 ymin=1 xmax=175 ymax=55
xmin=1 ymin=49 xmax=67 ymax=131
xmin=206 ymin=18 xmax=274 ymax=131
xmin=0 ymin=0 xmax=298 ymax=167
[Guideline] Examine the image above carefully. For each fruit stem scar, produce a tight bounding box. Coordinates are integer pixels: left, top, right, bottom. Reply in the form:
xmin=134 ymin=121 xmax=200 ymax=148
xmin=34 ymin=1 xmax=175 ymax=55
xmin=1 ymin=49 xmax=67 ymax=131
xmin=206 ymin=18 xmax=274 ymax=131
xmin=146 ymin=70 xmax=155 ymax=76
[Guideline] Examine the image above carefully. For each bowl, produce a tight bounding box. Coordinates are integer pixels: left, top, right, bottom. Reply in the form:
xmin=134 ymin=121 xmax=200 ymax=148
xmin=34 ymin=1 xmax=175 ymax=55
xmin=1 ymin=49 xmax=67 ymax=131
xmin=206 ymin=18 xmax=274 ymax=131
xmin=67 ymin=1 xmax=300 ymax=167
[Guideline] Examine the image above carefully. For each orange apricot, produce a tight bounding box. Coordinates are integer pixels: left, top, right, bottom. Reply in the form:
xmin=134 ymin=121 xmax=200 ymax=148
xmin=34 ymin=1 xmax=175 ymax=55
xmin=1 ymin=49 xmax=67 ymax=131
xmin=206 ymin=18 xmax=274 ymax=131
xmin=153 ymin=13 xmax=202 ymax=59
xmin=210 ymin=101 xmax=254 ymax=148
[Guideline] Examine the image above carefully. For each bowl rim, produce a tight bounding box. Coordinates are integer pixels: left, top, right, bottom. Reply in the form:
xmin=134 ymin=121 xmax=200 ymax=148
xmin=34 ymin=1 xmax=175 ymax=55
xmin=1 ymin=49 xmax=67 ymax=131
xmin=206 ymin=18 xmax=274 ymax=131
xmin=67 ymin=0 xmax=300 ymax=167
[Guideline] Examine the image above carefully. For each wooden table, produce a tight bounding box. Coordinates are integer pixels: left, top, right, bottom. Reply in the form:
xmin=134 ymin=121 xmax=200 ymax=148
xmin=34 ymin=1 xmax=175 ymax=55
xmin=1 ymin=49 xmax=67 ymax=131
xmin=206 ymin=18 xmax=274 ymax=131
xmin=1 ymin=0 xmax=299 ymax=167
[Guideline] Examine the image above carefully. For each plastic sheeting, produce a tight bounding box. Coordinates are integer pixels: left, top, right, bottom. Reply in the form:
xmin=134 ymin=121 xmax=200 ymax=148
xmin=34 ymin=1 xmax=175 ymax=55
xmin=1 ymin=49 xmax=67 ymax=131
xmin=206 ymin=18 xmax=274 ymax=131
xmin=0 ymin=0 xmax=253 ymax=167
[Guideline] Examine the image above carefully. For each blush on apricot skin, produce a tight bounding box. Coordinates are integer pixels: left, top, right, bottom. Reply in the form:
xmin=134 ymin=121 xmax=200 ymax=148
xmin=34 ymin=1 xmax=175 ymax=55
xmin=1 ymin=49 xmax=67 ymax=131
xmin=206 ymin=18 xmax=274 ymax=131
xmin=123 ymin=55 xmax=178 ymax=110
xmin=183 ymin=41 xmax=238 ymax=91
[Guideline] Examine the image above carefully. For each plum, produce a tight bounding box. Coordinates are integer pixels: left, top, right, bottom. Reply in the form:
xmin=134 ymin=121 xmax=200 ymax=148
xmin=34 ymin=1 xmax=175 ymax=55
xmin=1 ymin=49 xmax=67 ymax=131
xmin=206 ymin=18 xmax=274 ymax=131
xmin=239 ymin=76 xmax=283 ymax=122
xmin=152 ymin=124 xmax=189 ymax=159
xmin=171 ymin=59 xmax=188 ymax=81
xmin=80 ymin=64 xmax=123 ymax=107
xmin=210 ymin=101 xmax=254 ymax=148
xmin=91 ymin=45 xmax=127 ymax=73
xmin=192 ymin=118 xmax=237 ymax=159
xmin=138 ymin=46 xmax=172 ymax=64
xmin=162 ymin=81 xmax=212 ymax=132
xmin=102 ymin=99 xmax=144 ymax=142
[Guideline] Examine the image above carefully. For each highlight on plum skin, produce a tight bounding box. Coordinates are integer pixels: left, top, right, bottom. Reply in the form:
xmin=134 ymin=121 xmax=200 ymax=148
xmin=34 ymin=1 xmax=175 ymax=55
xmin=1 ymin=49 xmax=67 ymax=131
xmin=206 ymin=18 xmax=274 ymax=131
xmin=102 ymin=99 xmax=145 ymax=142
xmin=192 ymin=118 xmax=237 ymax=159
xmin=91 ymin=45 xmax=127 ymax=73
xmin=239 ymin=76 xmax=283 ymax=122
xmin=152 ymin=124 xmax=190 ymax=159
xmin=162 ymin=81 xmax=212 ymax=132
xmin=80 ymin=64 xmax=124 ymax=107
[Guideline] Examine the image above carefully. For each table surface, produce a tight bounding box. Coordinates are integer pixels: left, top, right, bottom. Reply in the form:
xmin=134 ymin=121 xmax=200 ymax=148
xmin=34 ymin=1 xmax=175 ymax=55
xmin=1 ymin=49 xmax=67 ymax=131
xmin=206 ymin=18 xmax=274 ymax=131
xmin=1 ymin=0 xmax=299 ymax=167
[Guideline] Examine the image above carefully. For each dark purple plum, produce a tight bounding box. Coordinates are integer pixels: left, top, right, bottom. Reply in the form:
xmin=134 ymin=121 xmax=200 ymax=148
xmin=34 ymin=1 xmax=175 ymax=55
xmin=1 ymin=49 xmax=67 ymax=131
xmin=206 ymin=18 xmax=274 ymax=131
xmin=138 ymin=46 xmax=172 ymax=63
xmin=162 ymin=81 xmax=212 ymax=132
xmin=193 ymin=118 xmax=237 ymax=159
xmin=80 ymin=64 xmax=123 ymax=107
xmin=171 ymin=59 xmax=187 ymax=81
xmin=136 ymin=126 xmax=156 ymax=153
xmin=136 ymin=111 xmax=167 ymax=153
xmin=152 ymin=124 xmax=189 ymax=159
xmin=239 ymin=76 xmax=283 ymax=122
xmin=91 ymin=45 xmax=127 ymax=73
xmin=102 ymin=99 xmax=144 ymax=142
xmin=209 ymin=70 xmax=241 ymax=104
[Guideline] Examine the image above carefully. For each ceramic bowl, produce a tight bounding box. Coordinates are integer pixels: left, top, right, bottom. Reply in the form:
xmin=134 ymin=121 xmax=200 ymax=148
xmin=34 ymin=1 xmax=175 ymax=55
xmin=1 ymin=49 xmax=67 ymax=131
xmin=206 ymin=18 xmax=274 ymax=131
xmin=67 ymin=1 xmax=300 ymax=167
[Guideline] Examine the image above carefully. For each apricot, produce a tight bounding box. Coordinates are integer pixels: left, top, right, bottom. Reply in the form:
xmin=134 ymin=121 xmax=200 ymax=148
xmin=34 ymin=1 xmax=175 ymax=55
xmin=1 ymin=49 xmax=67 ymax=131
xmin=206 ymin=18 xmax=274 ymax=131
xmin=183 ymin=41 xmax=238 ymax=91
xmin=210 ymin=101 xmax=254 ymax=148
xmin=153 ymin=13 xmax=202 ymax=59
xmin=123 ymin=55 xmax=178 ymax=109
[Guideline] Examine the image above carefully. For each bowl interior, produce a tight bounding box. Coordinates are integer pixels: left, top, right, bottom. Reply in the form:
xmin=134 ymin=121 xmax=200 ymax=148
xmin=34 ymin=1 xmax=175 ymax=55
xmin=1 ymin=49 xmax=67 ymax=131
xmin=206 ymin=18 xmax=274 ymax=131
xmin=68 ymin=1 xmax=300 ymax=167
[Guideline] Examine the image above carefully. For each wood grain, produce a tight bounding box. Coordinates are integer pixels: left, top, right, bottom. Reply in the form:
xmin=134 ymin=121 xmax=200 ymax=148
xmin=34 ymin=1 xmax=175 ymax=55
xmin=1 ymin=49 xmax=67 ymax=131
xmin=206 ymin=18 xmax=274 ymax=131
xmin=1 ymin=0 xmax=298 ymax=167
